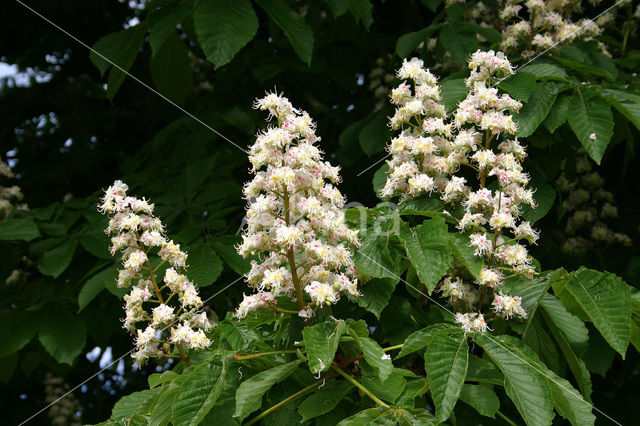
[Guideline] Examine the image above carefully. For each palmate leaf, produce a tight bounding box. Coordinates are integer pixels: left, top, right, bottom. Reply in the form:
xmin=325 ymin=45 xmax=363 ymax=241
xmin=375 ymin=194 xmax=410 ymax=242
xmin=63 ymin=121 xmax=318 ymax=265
xmin=448 ymin=232 xmax=483 ymax=280
xmin=597 ymin=88 xmax=640 ymax=131
xmin=540 ymin=294 xmax=592 ymax=401
xmin=355 ymin=277 xmax=399 ymax=319
xmin=37 ymin=238 xmax=77 ymax=278
xmin=302 ymin=320 xmax=346 ymax=374
xmin=466 ymin=354 xmax=504 ymax=385
xmin=171 ymin=360 xmax=229 ymax=426
xmin=187 ymin=242 xmax=223 ymax=287
xmin=567 ymin=88 xmax=614 ymax=165
xmin=297 ymin=381 xmax=354 ymax=422
xmin=193 ymin=0 xmax=259 ymax=69
xmin=516 ymin=82 xmax=558 ymax=137
xmin=234 ymin=360 xmax=302 ymax=421
xmin=459 ymin=384 xmax=500 ymax=418
xmin=148 ymin=0 xmax=194 ymax=55
xmin=425 ymin=332 xmax=469 ymax=423
xmin=397 ymin=218 xmax=452 ymax=294
xmin=554 ymin=268 xmax=631 ymax=357
xmin=254 ymin=0 xmax=314 ymax=66
xmin=89 ymin=25 xmax=146 ymax=100
xmin=0 ymin=218 xmax=40 ymax=241
xmin=150 ymin=31 xmax=193 ymax=105
xmin=338 ymin=407 xmax=436 ymax=426
xmin=396 ymin=323 xmax=459 ymax=359
xmin=360 ymin=372 xmax=407 ymax=404
xmin=476 ymin=334 xmax=595 ymax=426
xmin=111 ymin=388 xmax=162 ymax=421
xmin=474 ymin=334 xmax=554 ymax=426
xmin=38 ymin=309 xmax=86 ymax=365
xmin=349 ymin=328 xmax=393 ymax=381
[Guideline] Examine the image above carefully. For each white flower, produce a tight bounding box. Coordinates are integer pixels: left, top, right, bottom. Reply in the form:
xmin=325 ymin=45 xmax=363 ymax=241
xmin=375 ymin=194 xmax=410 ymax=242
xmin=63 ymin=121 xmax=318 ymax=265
xmin=589 ymin=133 xmax=597 ymax=140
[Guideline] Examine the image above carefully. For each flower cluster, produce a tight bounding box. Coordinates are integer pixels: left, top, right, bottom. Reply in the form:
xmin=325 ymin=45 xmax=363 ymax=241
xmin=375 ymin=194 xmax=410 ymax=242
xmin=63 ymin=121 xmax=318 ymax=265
xmin=236 ymin=92 xmax=360 ymax=319
xmin=0 ymin=157 xmax=27 ymax=219
xmin=498 ymin=0 xmax=605 ymax=58
xmin=45 ymin=374 xmax=82 ymax=426
xmin=557 ymin=151 xmax=632 ymax=256
xmin=99 ymin=180 xmax=212 ymax=365
xmin=383 ymin=52 xmax=535 ymax=331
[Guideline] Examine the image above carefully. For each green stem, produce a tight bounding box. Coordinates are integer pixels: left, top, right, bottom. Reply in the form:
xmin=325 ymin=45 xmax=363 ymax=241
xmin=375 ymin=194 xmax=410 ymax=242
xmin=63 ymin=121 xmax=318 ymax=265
xmin=496 ymin=410 xmax=519 ymax=426
xmin=234 ymin=350 xmax=298 ymax=360
xmin=330 ymin=364 xmax=389 ymax=408
xmin=383 ymin=344 xmax=403 ymax=352
xmin=245 ymin=379 xmax=325 ymax=426
xmin=282 ymin=183 xmax=306 ymax=311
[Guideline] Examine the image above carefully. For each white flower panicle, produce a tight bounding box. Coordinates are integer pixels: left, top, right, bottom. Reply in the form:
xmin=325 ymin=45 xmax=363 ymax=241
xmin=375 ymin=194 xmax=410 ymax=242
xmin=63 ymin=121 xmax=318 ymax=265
xmin=98 ymin=180 xmax=212 ymax=366
xmin=557 ymin=151 xmax=632 ymax=256
xmin=497 ymin=0 xmax=606 ymax=57
xmin=0 ymin=157 xmax=28 ymax=219
xmin=383 ymin=53 xmax=533 ymax=332
xmin=237 ymin=92 xmax=360 ymax=319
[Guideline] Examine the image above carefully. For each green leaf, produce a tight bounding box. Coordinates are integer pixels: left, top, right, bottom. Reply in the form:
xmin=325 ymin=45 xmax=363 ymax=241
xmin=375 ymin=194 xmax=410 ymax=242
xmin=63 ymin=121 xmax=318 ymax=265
xmin=474 ymin=334 xmax=554 ymax=426
xmin=441 ymin=78 xmax=469 ymax=112
xmin=543 ymin=94 xmax=571 ymax=133
xmin=372 ymin=163 xmax=389 ymax=198
xmin=440 ymin=23 xmax=478 ymax=63
xmin=78 ymin=266 xmax=117 ymax=312
xmin=397 ymin=323 xmax=459 ymax=359
xmin=355 ymin=277 xmax=398 ymax=319
xmin=111 ymin=388 xmax=161 ymax=420
xmin=187 ymin=242 xmax=223 ymax=287
xmin=520 ymin=63 xmax=569 ymax=81
xmin=459 ymin=384 xmax=500 ymax=418
xmin=75 ymin=230 xmax=111 ymax=259
xmin=39 ymin=310 xmax=86 ymax=365
xmin=397 ymin=218 xmax=452 ymax=294
xmin=150 ymin=386 xmax=179 ymax=426
xmin=540 ymin=295 xmax=592 ymax=401
xmin=234 ymin=360 xmax=301 ymax=420
xmin=211 ymin=235 xmax=251 ymax=275
xmin=347 ymin=0 xmax=374 ymax=29
xmin=499 ymin=269 xmax=564 ymax=334
xmin=0 ymin=218 xmax=40 ymax=241
xmin=554 ymin=268 xmax=630 ymax=357
xmin=498 ymin=72 xmax=536 ymax=101
xmin=90 ymin=25 xmax=146 ymax=100
xmin=448 ymin=232 xmax=483 ymax=280
xmin=597 ymin=88 xmax=640 ymax=131
xmin=355 ymin=233 xmax=403 ymax=280
xmin=360 ymin=372 xmax=406 ymax=404
xmin=220 ymin=321 xmax=260 ymax=351
xmin=567 ymin=88 xmax=614 ymax=165
xmin=254 ymin=0 xmax=314 ymax=66
xmin=426 ymin=332 xmax=469 ymax=423
xmin=297 ymin=381 xmax=353 ymax=422
xmin=359 ymin=111 xmax=390 ymax=156
xmin=395 ymin=378 xmax=428 ymax=408
xmin=150 ymin=31 xmax=193 ymax=105
xmin=516 ymin=83 xmax=558 ymax=138
xmin=521 ymin=182 xmax=555 ymax=224
xmin=37 ymin=239 xmax=77 ymax=278
xmin=148 ymin=0 xmax=194 ymax=55
xmin=172 ymin=362 xmax=228 ymax=426
xmin=338 ymin=407 xmax=436 ymax=425
xmin=465 ymin=354 xmax=504 ymax=385
xmin=348 ymin=329 xmax=393 ymax=381
xmin=0 ymin=311 xmax=39 ymax=357
xmin=396 ymin=26 xmax=436 ymax=58
xmin=193 ymin=0 xmax=258 ymax=69
xmin=302 ymin=320 xmax=346 ymax=374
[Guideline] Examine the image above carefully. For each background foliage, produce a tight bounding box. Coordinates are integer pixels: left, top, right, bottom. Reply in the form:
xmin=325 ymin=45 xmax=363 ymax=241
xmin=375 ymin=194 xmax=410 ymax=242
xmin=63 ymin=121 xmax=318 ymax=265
xmin=1 ymin=0 xmax=639 ymax=424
